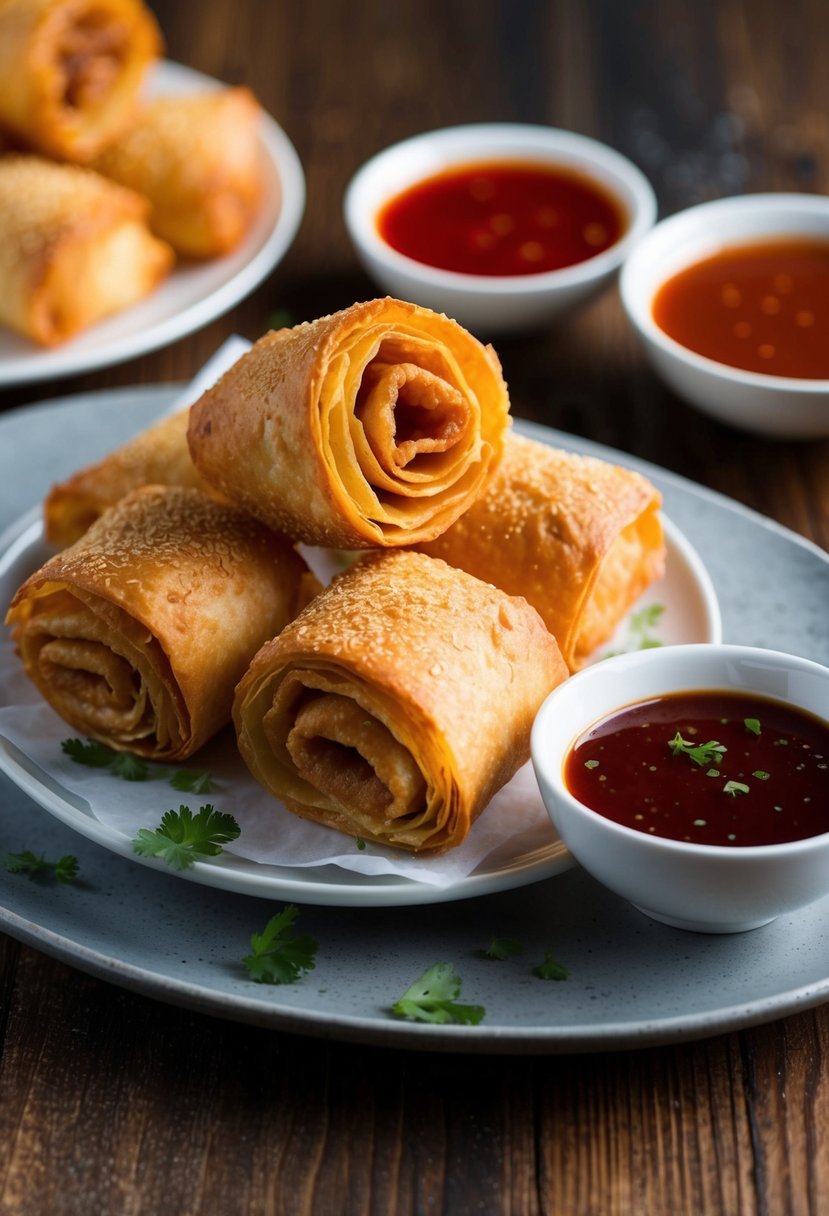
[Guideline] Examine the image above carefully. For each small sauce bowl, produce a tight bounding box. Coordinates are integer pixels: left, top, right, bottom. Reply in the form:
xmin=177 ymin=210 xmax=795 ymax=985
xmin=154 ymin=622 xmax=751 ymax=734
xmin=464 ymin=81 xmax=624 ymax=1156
xmin=344 ymin=123 xmax=657 ymax=335
xmin=531 ymin=643 xmax=829 ymax=933
xmin=620 ymin=194 xmax=829 ymax=438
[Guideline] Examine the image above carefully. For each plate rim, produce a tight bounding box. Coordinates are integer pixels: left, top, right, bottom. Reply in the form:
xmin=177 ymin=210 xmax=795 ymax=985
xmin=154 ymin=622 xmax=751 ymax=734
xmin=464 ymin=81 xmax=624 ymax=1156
xmin=0 ymin=61 xmax=306 ymax=386
xmin=3 ymin=384 xmax=828 ymax=1053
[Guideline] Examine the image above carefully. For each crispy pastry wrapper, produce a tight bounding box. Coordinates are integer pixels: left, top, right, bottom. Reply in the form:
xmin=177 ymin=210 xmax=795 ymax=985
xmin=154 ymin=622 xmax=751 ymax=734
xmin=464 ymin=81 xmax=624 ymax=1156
xmin=91 ymin=86 xmax=265 ymax=257
xmin=0 ymin=0 xmax=162 ymax=162
xmin=0 ymin=154 xmax=173 ymax=346
xmin=187 ymin=298 xmax=511 ymax=549
xmin=44 ymin=410 xmax=217 ymax=548
xmin=418 ymin=433 xmax=666 ymax=670
xmin=233 ymin=550 xmax=568 ymax=854
xmin=6 ymin=485 xmax=319 ymax=761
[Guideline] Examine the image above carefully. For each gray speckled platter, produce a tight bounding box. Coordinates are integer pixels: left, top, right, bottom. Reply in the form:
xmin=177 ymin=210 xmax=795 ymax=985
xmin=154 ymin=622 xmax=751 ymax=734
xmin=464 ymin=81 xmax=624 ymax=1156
xmin=1 ymin=386 xmax=828 ymax=1054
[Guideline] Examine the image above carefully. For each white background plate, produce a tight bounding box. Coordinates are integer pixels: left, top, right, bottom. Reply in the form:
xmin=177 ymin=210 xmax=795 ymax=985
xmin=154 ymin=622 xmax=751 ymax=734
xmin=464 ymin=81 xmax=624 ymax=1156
xmin=0 ymin=386 xmax=828 ymax=1052
xmin=0 ymin=62 xmax=305 ymax=385
xmin=0 ymin=492 xmax=719 ymax=908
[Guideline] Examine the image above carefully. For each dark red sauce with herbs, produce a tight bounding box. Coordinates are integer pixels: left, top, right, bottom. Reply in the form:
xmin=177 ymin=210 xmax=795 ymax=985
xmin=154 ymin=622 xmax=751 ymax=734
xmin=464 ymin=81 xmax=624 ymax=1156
xmin=652 ymin=238 xmax=829 ymax=378
xmin=377 ymin=160 xmax=625 ymax=277
xmin=565 ymin=691 xmax=829 ymax=847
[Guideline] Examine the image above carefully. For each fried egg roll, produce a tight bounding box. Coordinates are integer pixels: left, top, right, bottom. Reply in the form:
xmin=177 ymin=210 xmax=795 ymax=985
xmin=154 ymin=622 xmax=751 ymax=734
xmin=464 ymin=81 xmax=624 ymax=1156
xmin=187 ymin=298 xmax=511 ymax=549
xmin=233 ymin=550 xmax=567 ymax=854
xmin=0 ymin=0 xmax=162 ymax=162
xmin=6 ymin=485 xmax=318 ymax=761
xmin=91 ymin=87 xmax=264 ymax=257
xmin=418 ymin=433 xmax=666 ymax=670
xmin=44 ymin=410 xmax=215 ymax=548
xmin=0 ymin=154 xmax=173 ymax=346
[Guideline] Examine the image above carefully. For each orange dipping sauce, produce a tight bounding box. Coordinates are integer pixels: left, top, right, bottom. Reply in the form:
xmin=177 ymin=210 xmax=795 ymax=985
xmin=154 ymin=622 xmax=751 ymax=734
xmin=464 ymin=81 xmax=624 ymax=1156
xmin=376 ymin=160 xmax=625 ymax=277
xmin=653 ymin=237 xmax=829 ymax=379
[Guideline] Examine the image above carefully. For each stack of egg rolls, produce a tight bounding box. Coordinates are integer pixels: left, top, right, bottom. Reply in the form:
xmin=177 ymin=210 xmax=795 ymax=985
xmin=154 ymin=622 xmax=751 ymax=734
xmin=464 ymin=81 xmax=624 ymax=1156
xmin=8 ymin=297 xmax=670 ymax=856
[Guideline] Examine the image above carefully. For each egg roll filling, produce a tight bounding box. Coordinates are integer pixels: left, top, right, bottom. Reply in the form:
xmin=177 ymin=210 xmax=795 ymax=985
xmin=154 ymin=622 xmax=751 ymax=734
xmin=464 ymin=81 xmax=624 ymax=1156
xmin=320 ymin=329 xmax=488 ymax=533
xmin=14 ymin=587 xmax=183 ymax=750
xmin=55 ymin=12 xmax=129 ymax=111
xmin=282 ymin=691 xmax=427 ymax=821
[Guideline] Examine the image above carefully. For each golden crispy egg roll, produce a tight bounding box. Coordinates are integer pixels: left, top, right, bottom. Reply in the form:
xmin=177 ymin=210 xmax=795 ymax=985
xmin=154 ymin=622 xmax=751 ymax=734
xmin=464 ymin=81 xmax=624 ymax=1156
xmin=233 ymin=550 xmax=567 ymax=854
xmin=44 ymin=410 xmax=217 ymax=548
xmin=0 ymin=0 xmax=162 ymax=162
xmin=91 ymin=86 xmax=264 ymax=257
xmin=0 ymin=154 xmax=173 ymax=346
xmin=418 ymin=433 xmax=666 ymax=671
xmin=6 ymin=485 xmax=319 ymax=761
xmin=188 ymin=298 xmax=511 ymax=549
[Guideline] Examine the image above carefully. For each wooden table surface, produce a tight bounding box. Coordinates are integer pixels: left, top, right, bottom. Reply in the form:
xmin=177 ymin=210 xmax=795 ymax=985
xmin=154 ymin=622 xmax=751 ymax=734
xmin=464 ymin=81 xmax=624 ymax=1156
xmin=1 ymin=2 xmax=828 ymax=1213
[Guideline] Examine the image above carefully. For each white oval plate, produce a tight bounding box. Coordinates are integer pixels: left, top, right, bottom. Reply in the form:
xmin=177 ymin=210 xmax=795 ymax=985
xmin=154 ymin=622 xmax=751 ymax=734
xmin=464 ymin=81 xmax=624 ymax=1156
xmin=0 ymin=501 xmax=719 ymax=909
xmin=0 ymin=61 xmax=305 ymax=385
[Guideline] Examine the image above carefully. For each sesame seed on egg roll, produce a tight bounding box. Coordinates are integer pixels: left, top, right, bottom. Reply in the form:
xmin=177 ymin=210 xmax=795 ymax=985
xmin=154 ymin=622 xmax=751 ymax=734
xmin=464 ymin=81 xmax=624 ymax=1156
xmin=187 ymin=298 xmax=511 ymax=550
xmin=6 ymin=485 xmax=319 ymax=761
xmin=233 ymin=550 xmax=567 ymax=854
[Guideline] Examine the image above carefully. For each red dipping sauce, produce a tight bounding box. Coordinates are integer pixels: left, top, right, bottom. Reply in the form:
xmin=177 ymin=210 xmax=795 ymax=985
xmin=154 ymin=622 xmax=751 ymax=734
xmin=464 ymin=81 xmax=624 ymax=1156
xmin=565 ymin=690 xmax=829 ymax=847
xmin=376 ymin=160 xmax=626 ymax=278
xmin=652 ymin=237 xmax=829 ymax=379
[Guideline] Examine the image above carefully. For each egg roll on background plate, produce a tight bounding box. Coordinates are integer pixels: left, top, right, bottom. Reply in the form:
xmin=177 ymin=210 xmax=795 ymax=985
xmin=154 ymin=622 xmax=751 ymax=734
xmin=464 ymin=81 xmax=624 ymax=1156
xmin=188 ymin=298 xmax=511 ymax=549
xmin=0 ymin=0 xmax=162 ymax=162
xmin=233 ymin=550 xmax=568 ymax=854
xmin=6 ymin=485 xmax=318 ymax=761
xmin=43 ymin=409 xmax=217 ymax=548
xmin=0 ymin=154 xmax=173 ymax=346
xmin=91 ymin=87 xmax=264 ymax=257
xmin=418 ymin=432 xmax=666 ymax=671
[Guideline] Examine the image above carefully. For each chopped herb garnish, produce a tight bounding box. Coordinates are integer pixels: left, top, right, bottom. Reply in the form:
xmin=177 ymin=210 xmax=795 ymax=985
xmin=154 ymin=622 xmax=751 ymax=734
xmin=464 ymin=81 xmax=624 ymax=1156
xmin=723 ymin=780 xmax=750 ymax=797
xmin=669 ymin=732 xmax=727 ymax=767
xmin=752 ymin=770 xmax=770 ymax=781
xmin=354 ymin=837 xmax=366 ymax=851
xmin=132 ymin=804 xmax=240 ymax=870
xmin=242 ymin=905 xmax=318 ymax=984
xmin=603 ymin=602 xmax=665 ymax=658
xmin=584 ymin=759 xmax=600 ymax=770
xmin=705 ymin=768 xmax=720 ymax=777
xmin=1 ymin=850 xmax=78 ymax=883
xmin=62 ymin=737 xmax=214 ymax=793
xmin=484 ymin=936 xmax=523 ymax=961
xmin=744 ymin=718 xmax=761 ymax=736
xmin=392 ymin=963 xmax=485 ymax=1024
xmin=532 ymin=951 xmax=570 ymax=981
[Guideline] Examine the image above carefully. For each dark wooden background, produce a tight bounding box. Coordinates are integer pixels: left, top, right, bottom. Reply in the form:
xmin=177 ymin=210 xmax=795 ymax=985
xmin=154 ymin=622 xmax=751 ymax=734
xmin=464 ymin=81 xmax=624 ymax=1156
xmin=1 ymin=1 xmax=828 ymax=1213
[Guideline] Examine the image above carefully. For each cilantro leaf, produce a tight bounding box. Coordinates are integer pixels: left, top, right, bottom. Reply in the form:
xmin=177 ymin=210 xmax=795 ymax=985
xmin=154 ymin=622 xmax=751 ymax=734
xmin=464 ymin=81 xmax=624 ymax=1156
xmin=132 ymin=804 xmax=240 ymax=870
xmin=532 ymin=951 xmax=570 ymax=981
xmin=168 ymin=769 xmax=215 ymax=794
xmin=603 ymin=602 xmax=666 ymax=658
xmin=62 ymin=738 xmax=214 ymax=793
xmin=669 ymin=732 xmax=727 ymax=767
xmin=484 ymin=936 xmax=523 ymax=961
xmin=392 ymin=963 xmax=485 ymax=1025
xmin=242 ymin=905 xmax=318 ymax=984
xmin=723 ymin=780 xmax=750 ymax=797
xmin=744 ymin=718 xmax=761 ymax=736
xmin=61 ymin=737 xmax=118 ymax=768
xmin=2 ymin=850 xmax=78 ymax=883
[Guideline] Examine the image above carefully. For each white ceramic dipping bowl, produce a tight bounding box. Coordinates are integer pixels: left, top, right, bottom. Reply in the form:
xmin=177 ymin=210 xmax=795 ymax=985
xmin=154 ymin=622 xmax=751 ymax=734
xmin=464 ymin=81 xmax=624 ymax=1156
xmin=531 ymin=644 xmax=829 ymax=934
xmin=344 ymin=123 xmax=657 ymax=336
xmin=620 ymin=193 xmax=829 ymax=439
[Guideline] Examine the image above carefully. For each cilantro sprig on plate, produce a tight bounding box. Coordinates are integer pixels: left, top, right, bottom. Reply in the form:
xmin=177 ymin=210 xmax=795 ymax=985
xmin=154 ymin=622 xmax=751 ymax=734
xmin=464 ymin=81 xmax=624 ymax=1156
xmin=392 ymin=963 xmax=485 ymax=1025
xmin=1 ymin=850 xmax=78 ymax=883
xmin=132 ymin=805 xmax=240 ymax=870
xmin=62 ymin=738 xmax=214 ymax=793
xmin=242 ymin=905 xmax=318 ymax=984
